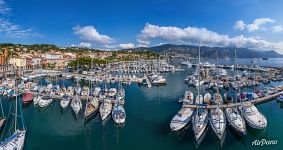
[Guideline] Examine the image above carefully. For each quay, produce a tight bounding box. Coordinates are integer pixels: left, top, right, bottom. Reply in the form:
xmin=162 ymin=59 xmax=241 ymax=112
xmin=183 ymin=91 xmax=283 ymax=109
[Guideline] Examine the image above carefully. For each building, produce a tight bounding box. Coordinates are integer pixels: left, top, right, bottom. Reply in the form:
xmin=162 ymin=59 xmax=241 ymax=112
xmin=43 ymin=52 xmax=64 ymax=60
xmin=31 ymin=56 xmax=42 ymax=66
xmin=8 ymin=57 xmax=27 ymax=69
xmin=0 ymin=64 xmax=15 ymax=73
xmin=0 ymin=48 xmax=9 ymax=65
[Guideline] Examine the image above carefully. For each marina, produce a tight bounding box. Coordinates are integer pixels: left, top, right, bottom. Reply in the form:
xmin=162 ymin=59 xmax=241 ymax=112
xmin=0 ymin=58 xmax=282 ymax=150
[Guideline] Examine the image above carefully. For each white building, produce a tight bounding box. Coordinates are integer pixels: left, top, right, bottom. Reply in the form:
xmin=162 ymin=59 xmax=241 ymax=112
xmin=31 ymin=57 xmax=42 ymax=66
xmin=43 ymin=52 xmax=63 ymax=59
xmin=8 ymin=57 xmax=27 ymax=68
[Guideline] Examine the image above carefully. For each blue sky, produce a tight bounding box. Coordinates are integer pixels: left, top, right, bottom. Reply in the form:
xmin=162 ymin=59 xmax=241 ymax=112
xmin=0 ymin=0 xmax=283 ymax=53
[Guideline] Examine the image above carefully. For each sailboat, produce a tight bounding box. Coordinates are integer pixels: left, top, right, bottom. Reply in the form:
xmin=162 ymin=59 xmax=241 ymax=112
xmin=112 ymin=102 xmax=126 ymax=124
xmin=112 ymin=64 xmax=126 ymax=124
xmin=224 ymin=106 xmax=246 ymax=136
xmin=192 ymin=44 xmax=209 ymax=143
xmin=66 ymin=86 xmax=74 ymax=96
xmin=93 ymin=87 xmax=101 ymax=97
xmin=203 ymin=93 xmax=211 ymax=104
xmin=224 ymin=46 xmax=246 ymax=136
xmin=84 ymin=61 xmax=99 ymax=119
xmin=85 ymin=97 xmax=99 ymax=119
xmin=81 ymin=86 xmax=90 ymax=97
xmin=38 ymin=95 xmax=53 ymax=108
xmin=71 ymin=95 xmax=82 ymax=116
xmin=99 ymin=98 xmax=113 ymax=120
xmin=0 ymin=83 xmax=26 ymax=149
xmin=209 ymin=51 xmax=226 ymax=141
xmin=210 ymin=93 xmax=226 ymax=140
xmin=60 ymin=95 xmax=71 ymax=109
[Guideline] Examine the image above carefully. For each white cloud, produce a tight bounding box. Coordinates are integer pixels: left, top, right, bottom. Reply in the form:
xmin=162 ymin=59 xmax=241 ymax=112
xmin=231 ymin=35 xmax=283 ymax=51
xmin=71 ymin=42 xmax=92 ymax=48
xmin=272 ymin=25 xmax=283 ymax=32
xmin=78 ymin=42 xmax=92 ymax=48
xmin=137 ymin=23 xmax=283 ymax=53
xmin=138 ymin=23 xmax=230 ymax=47
xmin=119 ymin=43 xmax=135 ymax=49
xmin=0 ymin=1 xmax=40 ymax=38
xmin=0 ymin=18 xmax=41 ymax=38
xmin=246 ymin=18 xmax=275 ymax=32
xmin=0 ymin=0 xmax=11 ymax=15
xmin=234 ymin=20 xmax=246 ymax=30
xmin=234 ymin=18 xmax=277 ymax=32
xmin=73 ymin=25 xmax=113 ymax=44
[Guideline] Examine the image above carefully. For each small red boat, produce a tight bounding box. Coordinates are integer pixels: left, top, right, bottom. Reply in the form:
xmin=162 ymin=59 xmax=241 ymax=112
xmin=22 ymin=92 xmax=34 ymax=104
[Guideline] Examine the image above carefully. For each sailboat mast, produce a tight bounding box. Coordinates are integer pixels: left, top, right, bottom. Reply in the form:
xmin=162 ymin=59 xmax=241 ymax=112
xmin=90 ymin=53 xmax=93 ymax=93
xmin=216 ymin=50 xmax=219 ymax=92
xmin=76 ymin=56 xmax=79 ymax=87
xmin=234 ymin=46 xmax=237 ymax=103
xmin=0 ymin=97 xmax=4 ymax=118
xmin=15 ymin=73 xmax=18 ymax=132
xmin=197 ymin=44 xmax=201 ymax=103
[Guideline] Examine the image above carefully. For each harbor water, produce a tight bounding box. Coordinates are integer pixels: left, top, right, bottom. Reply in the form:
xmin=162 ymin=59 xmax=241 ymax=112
xmin=1 ymin=59 xmax=283 ymax=150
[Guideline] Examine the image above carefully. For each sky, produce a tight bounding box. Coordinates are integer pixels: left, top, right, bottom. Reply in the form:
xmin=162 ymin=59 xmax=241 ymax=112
xmin=0 ymin=0 xmax=283 ymax=53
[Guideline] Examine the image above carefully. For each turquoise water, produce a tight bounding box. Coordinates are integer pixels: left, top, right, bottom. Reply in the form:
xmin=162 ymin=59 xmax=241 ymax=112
xmin=1 ymin=65 xmax=283 ymax=150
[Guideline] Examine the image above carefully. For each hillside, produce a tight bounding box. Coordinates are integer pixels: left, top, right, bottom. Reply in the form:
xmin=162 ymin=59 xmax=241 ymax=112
xmin=127 ymin=44 xmax=283 ymax=58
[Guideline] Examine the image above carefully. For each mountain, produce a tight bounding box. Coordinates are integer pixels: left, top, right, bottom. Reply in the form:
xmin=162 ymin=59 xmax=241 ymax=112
xmin=126 ymin=44 xmax=283 ymax=58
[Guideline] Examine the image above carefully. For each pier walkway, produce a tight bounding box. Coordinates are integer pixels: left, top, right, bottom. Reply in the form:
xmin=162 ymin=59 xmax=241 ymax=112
xmin=144 ymin=73 xmax=152 ymax=88
xmin=183 ymin=91 xmax=283 ymax=109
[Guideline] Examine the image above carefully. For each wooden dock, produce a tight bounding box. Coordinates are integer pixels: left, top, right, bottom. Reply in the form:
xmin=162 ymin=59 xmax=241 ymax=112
xmin=183 ymin=91 xmax=283 ymax=109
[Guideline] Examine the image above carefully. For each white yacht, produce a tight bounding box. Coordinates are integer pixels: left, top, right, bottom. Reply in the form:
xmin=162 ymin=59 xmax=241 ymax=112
xmin=210 ymin=93 xmax=226 ymax=140
xmin=60 ymin=95 xmax=71 ymax=109
xmin=66 ymin=86 xmax=74 ymax=96
xmin=170 ymin=107 xmax=194 ymax=131
xmin=112 ymin=103 xmax=126 ymax=124
xmin=240 ymin=102 xmax=267 ymax=129
xmin=33 ymin=95 xmax=41 ymax=106
xmin=81 ymin=86 xmax=90 ymax=96
xmin=0 ymin=130 xmax=26 ymax=150
xmin=71 ymin=96 xmax=82 ymax=116
xmin=151 ymin=74 xmax=166 ymax=85
xmin=117 ymin=88 xmax=125 ymax=101
xmin=182 ymin=91 xmax=193 ymax=105
xmin=99 ymin=99 xmax=113 ymax=120
xmin=38 ymin=96 xmax=53 ymax=108
xmin=99 ymin=89 xmax=108 ymax=99
xmin=93 ymin=87 xmax=101 ymax=97
xmin=224 ymin=107 xmax=246 ymax=136
xmin=108 ymin=88 xmax=117 ymax=97
xmin=192 ymin=95 xmax=209 ymax=142
xmin=75 ymin=86 xmax=82 ymax=96
xmin=203 ymin=93 xmax=211 ymax=104
xmin=180 ymin=61 xmax=192 ymax=67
